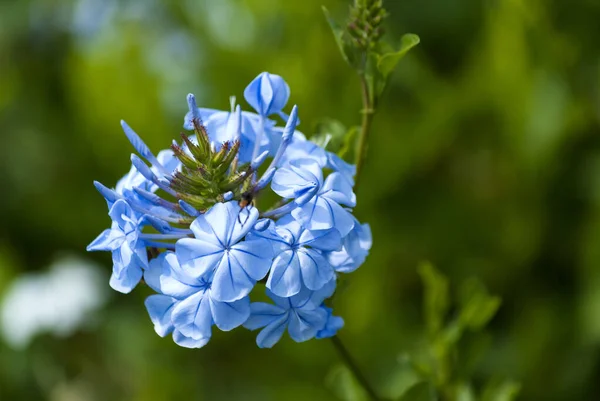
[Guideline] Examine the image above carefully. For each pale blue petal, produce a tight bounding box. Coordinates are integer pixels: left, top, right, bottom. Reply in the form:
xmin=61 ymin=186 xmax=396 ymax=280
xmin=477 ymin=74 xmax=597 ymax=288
xmin=109 ymin=261 xmax=143 ymax=294
xmin=256 ymin=314 xmax=289 ymax=348
xmin=108 ymin=199 xmax=136 ymax=230
xmin=190 ymin=203 xmax=231 ymax=247
xmin=321 ymin=172 xmax=356 ymax=207
xmin=210 ymin=252 xmax=255 ymax=302
xmin=243 ymin=302 xmax=287 ymax=330
xmin=172 ymin=329 xmax=210 ymax=349
xmin=297 ymin=249 xmax=334 ymax=291
xmin=155 ymin=252 xmax=200 ymax=299
xmin=209 ymin=296 xmax=250 ymax=331
xmin=144 ymin=295 xmax=176 ymax=337
xmin=87 ymin=229 xmax=124 ymax=252
xmin=288 ymin=308 xmax=328 ymax=342
xmin=244 ymin=72 xmax=290 ymax=116
xmin=229 ymin=238 xmax=273 ymax=280
xmin=144 ymin=256 xmax=163 ymax=292
xmin=326 ymin=152 xmax=356 ymax=185
xmin=175 ymin=238 xmax=223 ymax=278
xmin=266 ymin=250 xmax=302 ymax=298
xmin=298 ymin=228 xmax=342 ymax=252
xmin=171 ymin=291 xmax=213 ymax=339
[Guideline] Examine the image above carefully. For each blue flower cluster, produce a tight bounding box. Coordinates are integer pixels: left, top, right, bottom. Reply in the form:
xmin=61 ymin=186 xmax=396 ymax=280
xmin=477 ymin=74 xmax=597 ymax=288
xmin=88 ymin=73 xmax=371 ymax=348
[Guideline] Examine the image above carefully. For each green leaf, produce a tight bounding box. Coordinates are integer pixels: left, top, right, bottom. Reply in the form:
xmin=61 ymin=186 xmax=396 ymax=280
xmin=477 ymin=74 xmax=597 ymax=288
xmin=397 ymin=381 xmax=437 ymax=401
xmin=326 ymin=365 xmax=369 ymax=401
xmin=322 ymin=6 xmax=362 ymax=69
xmin=481 ymin=380 xmax=521 ymax=401
xmin=339 ymin=125 xmax=359 ymax=161
xmin=312 ymin=118 xmax=347 ymax=152
xmin=418 ymin=262 xmax=449 ymax=335
xmin=458 ymin=278 xmax=502 ymax=331
xmin=377 ymin=33 xmax=420 ymax=78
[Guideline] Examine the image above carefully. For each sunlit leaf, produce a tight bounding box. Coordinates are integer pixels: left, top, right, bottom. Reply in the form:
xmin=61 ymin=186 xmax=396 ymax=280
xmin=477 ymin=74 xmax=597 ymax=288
xmin=481 ymin=380 xmax=521 ymax=401
xmin=397 ymin=381 xmax=437 ymax=401
xmin=418 ymin=262 xmax=449 ymax=335
xmin=458 ymin=278 xmax=501 ymax=330
xmin=377 ymin=34 xmax=421 ymax=78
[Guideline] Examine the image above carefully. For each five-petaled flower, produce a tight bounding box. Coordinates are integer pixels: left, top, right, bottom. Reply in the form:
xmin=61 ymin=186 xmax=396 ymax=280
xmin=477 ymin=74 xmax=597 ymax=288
xmin=176 ymin=201 xmax=274 ymax=302
xmin=243 ymin=281 xmax=336 ymax=348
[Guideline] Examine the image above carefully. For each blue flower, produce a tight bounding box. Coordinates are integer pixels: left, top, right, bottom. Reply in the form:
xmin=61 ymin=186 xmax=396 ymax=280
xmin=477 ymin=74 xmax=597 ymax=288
xmin=272 ymin=158 xmax=357 ymax=236
xmin=327 ymin=217 xmax=372 ymax=273
xmin=244 ymin=281 xmax=336 ymax=348
xmin=244 ymin=72 xmax=290 ymax=118
xmin=249 ymin=217 xmax=341 ymax=297
xmin=175 ymin=201 xmax=273 ymax=302
xmin=144 ymin=251 xmax=250 ymax=349
xmin=87 ymin=199 xmax=148 ymax=293
xmin=316 ymin=306 xmax=344 ymax=339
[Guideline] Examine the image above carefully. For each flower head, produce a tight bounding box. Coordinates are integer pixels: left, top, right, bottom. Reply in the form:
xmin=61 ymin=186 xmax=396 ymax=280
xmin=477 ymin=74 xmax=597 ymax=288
xmin=87 ymin=73 xmax=370 ymax=349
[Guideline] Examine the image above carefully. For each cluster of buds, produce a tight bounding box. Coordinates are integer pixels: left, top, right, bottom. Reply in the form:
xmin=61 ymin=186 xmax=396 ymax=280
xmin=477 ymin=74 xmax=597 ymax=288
xmin=87 ymin=73 xmax=371 ymax=349
xmin=347 ymin=0 xmax=388 ymax=50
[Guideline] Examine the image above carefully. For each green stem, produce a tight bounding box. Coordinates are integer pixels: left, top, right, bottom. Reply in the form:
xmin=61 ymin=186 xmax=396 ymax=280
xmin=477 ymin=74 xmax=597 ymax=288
xmin=354 ymin=74 xmax=375 ymax=191
xmin=331 ymin=335 xmax=381 ymax=400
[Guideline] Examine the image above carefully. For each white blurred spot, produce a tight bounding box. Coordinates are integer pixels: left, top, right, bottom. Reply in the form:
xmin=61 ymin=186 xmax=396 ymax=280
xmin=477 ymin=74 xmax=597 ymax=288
xmin=1 ymin=255 xmax=108 ymax=349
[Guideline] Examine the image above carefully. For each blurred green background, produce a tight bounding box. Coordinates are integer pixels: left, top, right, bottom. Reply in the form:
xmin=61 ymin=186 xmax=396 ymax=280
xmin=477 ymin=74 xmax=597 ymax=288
xmin=1 ymin=0 xmax=600 ymax=399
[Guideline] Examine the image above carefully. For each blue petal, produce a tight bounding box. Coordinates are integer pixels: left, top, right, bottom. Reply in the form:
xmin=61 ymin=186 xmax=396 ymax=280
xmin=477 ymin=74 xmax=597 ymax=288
xmin=256 ymin=314 xmax=289 ymax=348
xmin=145 ymin=295 xmax=176 ymax=337
xmin=287 ymin=308 xmax=328 ymax=342
xmin=176 ymin=238 xmax=223 ymax=278
xmin=108 ymin=199 xmax=137 ymax=230
xmin=229 ymin=238 xmax=273 ymax=280
xmin=266 ymin=250 xmax=302 ymax=298
xmin=271 ymin=159 xmax=322 ymax=203
xmin=171 ymin=291 xmax=213 ymax=340
xmin=109 ymin=257 xmax=143 ymax=294
xmin=278 ymin=136 xmax=328 ymax=168
xmin=210 ymin=252 xmax=256 ymax=303
xmin=244 ymin=302 xmax=287 ymax=330
xmin=87 ymin=229 xmax=124 ymax=252
xmin=297 ymin=248 xmax=334 ymax=291
xmin=293 ymin=196 xmax=355 ymax=236
xmin=326 ymin=152 xmax=356 ymax=185
xmin=298 ymin=228 xmax=342 ymax=252
xmin=172 ymin=329 xmax=210 ymax=349
xmin=147 ymin=252 xmax=201 ymax=298
xmin=209 ymin=296 xmax=250 ymax=331
xmin=244 ymin=72 xmax=290 ymax=117
xmin=321 ymin=172 xmax=356 ymax=207
xmin=316 ymin=306 xmax=344 ymax=339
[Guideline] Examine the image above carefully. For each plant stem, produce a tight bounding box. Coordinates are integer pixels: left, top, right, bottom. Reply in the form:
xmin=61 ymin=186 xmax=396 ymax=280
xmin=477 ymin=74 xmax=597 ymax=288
xmin=331 ymin=335 xmax=380 ymax=400
xmin=354 ymin=74 xmax=375 ymax=191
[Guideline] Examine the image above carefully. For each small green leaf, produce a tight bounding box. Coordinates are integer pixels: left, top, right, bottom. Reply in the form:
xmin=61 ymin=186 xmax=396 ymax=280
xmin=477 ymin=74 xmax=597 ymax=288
xmin=326 ymin=365 xmax=369 ymax=401
xmin=397 ymin=381 xmax=437 ymax=401
xmin=339 ymin=125 xmax=358 ymax=161
xmin=312 ymin=118 xmax=347 ymax=152
xmin=458 ymin=278 xmax=502 ymax=330
xmin=377 ymin=33 xmax=420 ymax=78
xmin=322 ymin=6 xmax=362 ymax=69
xmin=418 ymin=262 xmax=449 ymax=335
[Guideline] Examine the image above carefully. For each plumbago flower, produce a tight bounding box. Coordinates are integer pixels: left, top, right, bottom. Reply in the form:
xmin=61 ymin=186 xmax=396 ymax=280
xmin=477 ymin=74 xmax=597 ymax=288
xmin=87 ymin=72 xmax=372 ymax=349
